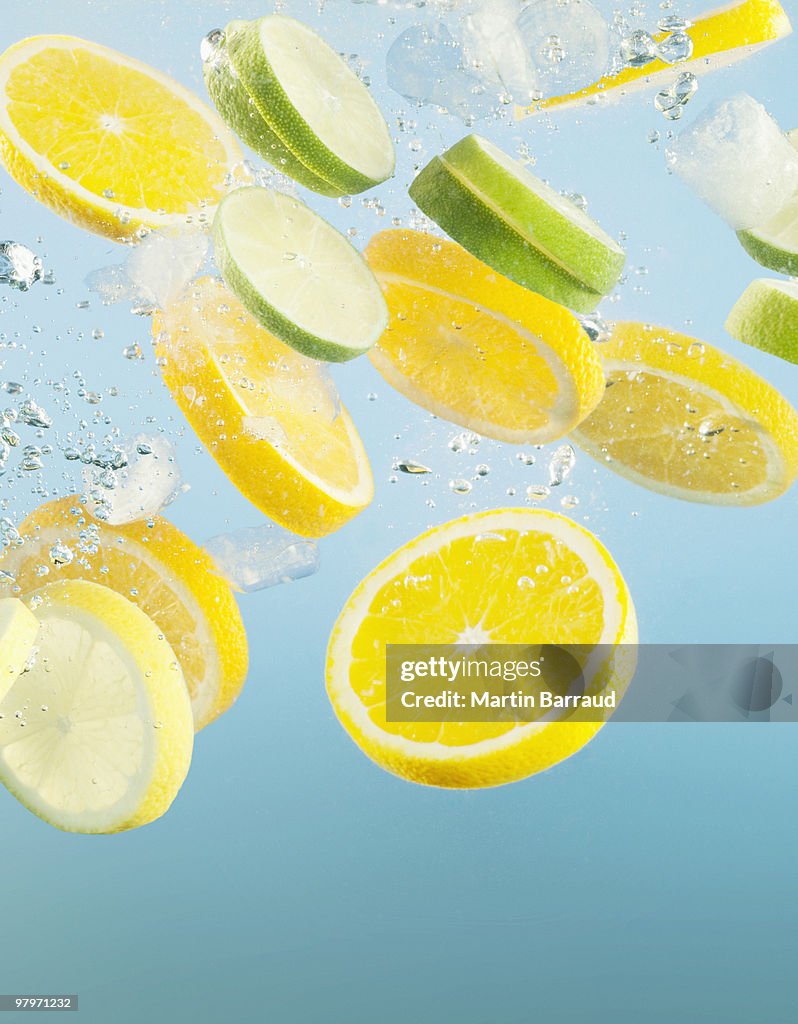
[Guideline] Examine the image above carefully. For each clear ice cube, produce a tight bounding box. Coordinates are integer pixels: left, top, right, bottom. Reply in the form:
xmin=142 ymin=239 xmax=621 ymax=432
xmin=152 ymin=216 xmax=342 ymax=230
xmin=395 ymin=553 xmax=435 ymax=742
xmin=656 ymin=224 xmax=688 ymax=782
xmin=204 ymin=524 xmax=320 ymax=594
xmin=666 ymin=94 xmax=798 ymax=230
xmin=459 ymin=0 xmax=540 ymax=104
xmin=84 ymin=433 xmax=186 ymax=525
xmin=86 ymin=229 xmax=208 ymax=310
xmin=386 ymin=22 xmax=493 ymax=121
xmin=517 ymin=0 xmax=611 ymax=97
xmin=0 ymin=241 xmax=43 ymax=291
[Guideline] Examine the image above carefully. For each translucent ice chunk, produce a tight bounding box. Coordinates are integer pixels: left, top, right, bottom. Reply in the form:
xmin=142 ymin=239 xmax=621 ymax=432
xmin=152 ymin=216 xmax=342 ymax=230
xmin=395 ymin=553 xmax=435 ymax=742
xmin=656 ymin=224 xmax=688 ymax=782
xmin=459 ymin=0 xmax=540 ymax=104
xmin=666 ymin=94 xmax=798 ymax=230
xmin=386 ymin=22 xmax=493 ymax=121
xmin=86 ymin=229 xmax=208 ymax=310
xmin=517 ymin=0 xmax=611 ymax=97
xmin=0 ymin=241 xmax=43 ymax=291
xmin=204 ymin=524 xmax=320 ymax=593
xmin=84 ymin=433 xmax=186 ymax=525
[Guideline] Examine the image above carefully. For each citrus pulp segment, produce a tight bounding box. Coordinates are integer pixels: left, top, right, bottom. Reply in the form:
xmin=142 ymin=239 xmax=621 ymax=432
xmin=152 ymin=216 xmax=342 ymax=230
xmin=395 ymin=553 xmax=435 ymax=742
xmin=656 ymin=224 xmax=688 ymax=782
xmin=0 ymin=598 xmax=39 ymax=703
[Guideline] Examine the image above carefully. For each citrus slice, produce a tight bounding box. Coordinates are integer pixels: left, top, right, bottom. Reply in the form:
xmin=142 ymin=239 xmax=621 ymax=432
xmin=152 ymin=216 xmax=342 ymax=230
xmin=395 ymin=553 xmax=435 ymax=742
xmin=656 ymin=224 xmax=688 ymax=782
xmin=517 ymin=0 xmax=792 ymax=118
xmin=153 ymin=277 xmax=374 ymax=537
xmin=0 ymin=34 xmax=244 ymax=242
xmin=0 ymin=580 xmax=193 ymax=833
xmin=206 ymin=15 xmax=395 ymax=196
xmin=326 ymin=509 xmax=637 ymax=789
xmin=364 ymin=230 xmax=605 ymax=444
xmin=213 ymin=186 xmax=389 ymax=362
xmin=0 ymin=497 xmax=248 ymax=732
xmin=0 ymin=598 xmax=39 ymax=703
xmin=409 ymin=135 xmax=624 ymax=312
xmin=737 ymin=129 xmax=798 ymax=274
xmin=571 ymin=322 xmax=798 ymax=505
xmin=726 ymin=278 xmax=798 ymax=364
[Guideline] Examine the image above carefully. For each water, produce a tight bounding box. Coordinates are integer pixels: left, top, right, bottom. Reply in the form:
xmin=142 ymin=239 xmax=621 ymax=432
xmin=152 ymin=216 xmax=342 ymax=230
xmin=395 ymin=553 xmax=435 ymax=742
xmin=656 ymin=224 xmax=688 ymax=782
xmin=1 ymin=1 xmax=797 ymax=1022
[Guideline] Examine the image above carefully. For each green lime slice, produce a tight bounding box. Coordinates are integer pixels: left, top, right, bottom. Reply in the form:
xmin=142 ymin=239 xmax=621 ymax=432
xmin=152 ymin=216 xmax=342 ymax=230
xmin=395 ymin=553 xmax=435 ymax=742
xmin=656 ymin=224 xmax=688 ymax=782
xmin=726 ymin=277 xmax=798 ymax=364
xmin=408 ymin=134 xmax=625 ymax=313
xmin=212 ymin=186 xmax=388 ymax=363
xmin=209 ymin=15 xmax=395 ymax=197
xmin=203 ymin=21 xmax=340 ymax=197
xmin=737 ymin=129 xmax=798 ymax=275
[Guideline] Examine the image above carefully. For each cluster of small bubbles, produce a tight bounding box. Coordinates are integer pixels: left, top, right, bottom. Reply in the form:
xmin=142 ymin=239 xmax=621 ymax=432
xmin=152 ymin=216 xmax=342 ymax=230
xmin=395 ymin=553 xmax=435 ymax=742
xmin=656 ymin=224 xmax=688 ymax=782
xmin=654 ymin=70 xmax=698 ymax=120
xmin=579 ymin=314 xmax=612 ymax=343
xmin=49 ymin=543 xmax=74 ymax=567
xmin=0 ymin=517 xmax=22 ymax=548
xmin=449 ymin=478 xmax=472 ymax=495
xmin=618 ymin=29 xmax=659 ymax=68
xmin=539 ymin=33 xmax=565 ymax=65
xmin=0 ymin=241 xmax=44 ymax=291
xmin=449 ymin=431 xmax=481 ymax=454
xmin=548 ymin=445 xmax=576 ymax=487
xmin=516 ymin=452 xmax=536 ymax=466
xmin=17 ymin=398 xmax=52 ymax=429
xmin=396 ymin=458 xmax=431 ymax=475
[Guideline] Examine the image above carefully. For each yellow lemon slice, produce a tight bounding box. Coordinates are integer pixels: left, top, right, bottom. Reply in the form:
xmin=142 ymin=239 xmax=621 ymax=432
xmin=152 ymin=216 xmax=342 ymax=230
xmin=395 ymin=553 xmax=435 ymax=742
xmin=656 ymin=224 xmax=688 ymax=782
xmin=571 ymin=322 xmax=798 ymax=505
xmin=153 ymin=277 xmax=374 ymax=538
xmin=326 ymin=509 xmax=637 ymax=789
xmin=0 ymin=35 xmax=244 ymax=241
xmin=0 ymin=598 xmax=39 ymax=703
xmin=0 ymin=497 xmax=248 ymax=732
xmin=365 ymin=230 xmax=605 ymax=444
xmin=517 ymin=0 xmax=792 ymax=118
xmin=0 ymin=580 xmax=193 ymax=833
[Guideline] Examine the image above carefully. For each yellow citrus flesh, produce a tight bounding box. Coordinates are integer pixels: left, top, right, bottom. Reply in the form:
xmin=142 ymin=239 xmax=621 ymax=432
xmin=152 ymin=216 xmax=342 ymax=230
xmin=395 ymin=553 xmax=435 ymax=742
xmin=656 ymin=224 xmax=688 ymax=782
xmin=572 ymin=322 xmax=798 ymax=505
xmin=0 ymin=580 xmax=193 ymax=834
xmin=153 ymin=277 xmax=374 ymax=538
xmin=365 ymin=230 xmax=605 ymax=444
xmin=517 ymin=0 xmax=792 ymax=118
xmin=0 ymin=598 xmax=39 ymax=703
xmin=0 ymin=35 xmax=245 ymax=241
xmin=326 ymin=509 xmax=637 ymax=789
xmin=0 ymin=497 xmax=248 ymax=731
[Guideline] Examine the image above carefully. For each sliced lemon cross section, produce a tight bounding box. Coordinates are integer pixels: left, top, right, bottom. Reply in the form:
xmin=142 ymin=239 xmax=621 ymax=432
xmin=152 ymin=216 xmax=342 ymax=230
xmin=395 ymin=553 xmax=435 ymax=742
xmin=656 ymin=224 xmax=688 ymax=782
xmin=326 ymin=509 xmax=637 ymax=789
xmin=0 ymin=580 xmax=194 ymax=833
xmin=571 ymin=322 xmax=798 ymax=505
xmin=154 ymin=278 xmax=374 ymax=537
xmin=0 ymin=35 xmax=244 ymax=241
xmin=0 ymin=497 xmax=248 ymax=732
xmin=365 ymin=230 xmax=605 ymax=444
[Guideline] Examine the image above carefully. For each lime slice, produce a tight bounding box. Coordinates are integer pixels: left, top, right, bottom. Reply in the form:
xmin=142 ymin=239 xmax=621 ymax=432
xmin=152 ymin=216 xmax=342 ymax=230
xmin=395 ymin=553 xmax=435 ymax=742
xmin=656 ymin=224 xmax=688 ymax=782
xmin=207 ymin=15 xmax=395 ymax=196
xmin=409 ymin=134 xmax=625 ymax=313
xmin=0 ymin=598 xmax=39 ymax=703
xmin=726 ymin=278 xmax=798 ymax=364
xmin=212 ymin=186 xmax=388 ymax=362
xmin=737 ymin=129 xmax=798 ymax=274
xmin=0 ymin=580 xmax=194 ymax=833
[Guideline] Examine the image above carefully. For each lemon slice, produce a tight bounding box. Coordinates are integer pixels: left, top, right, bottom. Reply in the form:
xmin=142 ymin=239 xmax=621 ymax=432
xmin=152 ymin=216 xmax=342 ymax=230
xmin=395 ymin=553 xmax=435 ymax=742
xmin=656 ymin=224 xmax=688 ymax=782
xmin=0 ymin=497 xmax=248 ymax=732
xmin=153 ymin=278 xmax=374 ymax=537
xmin=365 ymin=230 xmax=605 ymax=444
xmin=0 ymin=580 xmax=193 ymax=833
xmin=327 ymin=509 xmax=637 ymax=789
xmin=0 ymin=35 xmax=244 ymax=241
xmin=0 ymin=598 xmax=39 ymax=703
xmin=571 ymin=322 xmax=798 ymax=505
xmin=517 ymin=0 xmax=792 ymax=118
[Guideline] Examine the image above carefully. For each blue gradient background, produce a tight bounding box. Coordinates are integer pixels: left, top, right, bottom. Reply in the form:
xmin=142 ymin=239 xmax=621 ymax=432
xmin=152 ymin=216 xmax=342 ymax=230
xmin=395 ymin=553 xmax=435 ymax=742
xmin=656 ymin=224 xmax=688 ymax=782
xmin=1 ymin=1 xmax=797 ymax=1020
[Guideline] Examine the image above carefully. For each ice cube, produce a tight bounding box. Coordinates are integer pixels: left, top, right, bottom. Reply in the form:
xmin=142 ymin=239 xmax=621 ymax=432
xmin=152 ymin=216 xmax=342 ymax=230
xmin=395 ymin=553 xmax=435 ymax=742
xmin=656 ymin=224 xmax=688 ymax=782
xmin=0 ymin=241 xmax=43 ymax=291
xmin=86 ymin=228 xmax=208 ymax=310
xmin=386 ymin=22 xmax=493 ymax=121
xmin=459 ymin=0 xmax=541 ymax=104
xmin=204 ymin=524 xmax=320 ymax=593
xmin=666 ymin=94 xmax=798 ymax=230
xmin=517 ymin=0 xmax=611 ymax=97
xmin=84 ymin=433 xmax=186 ymax=525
